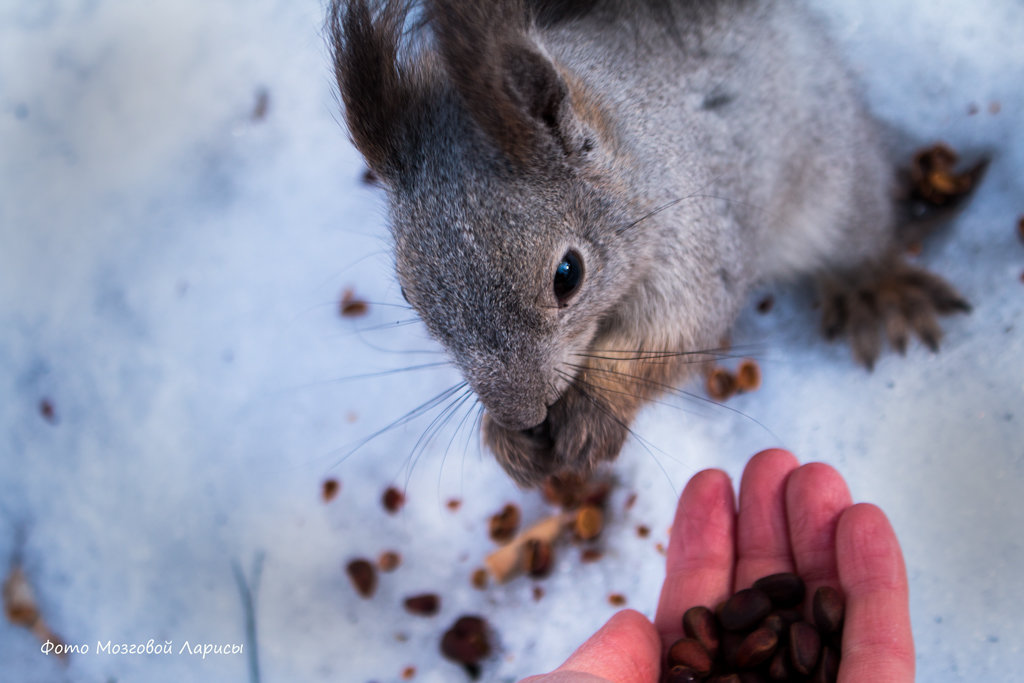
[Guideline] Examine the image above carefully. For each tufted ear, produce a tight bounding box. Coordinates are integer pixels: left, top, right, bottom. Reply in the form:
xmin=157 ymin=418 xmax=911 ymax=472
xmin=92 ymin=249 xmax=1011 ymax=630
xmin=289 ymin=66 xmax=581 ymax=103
xmin=428 ymin=0 xmax=591 ymax=167
xmin=327 ymin=0 xmax=422 ymax=178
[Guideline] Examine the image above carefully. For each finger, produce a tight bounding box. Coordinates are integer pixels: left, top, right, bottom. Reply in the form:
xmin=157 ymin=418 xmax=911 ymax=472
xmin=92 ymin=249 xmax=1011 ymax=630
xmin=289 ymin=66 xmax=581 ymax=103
xmin=785 ymin=462 xmax=853 ymax=608
xmin=835 ymin=504 xmax=915 ymax=683
xmin=654 ymin=469 xmax=735 ymax=649
xmin=734 ymin=448 xmax=801 ymax=590
xmin=518 ymin=609 xmax=661 ymax=683
xmin=519 ymin=673 xmax=614 ymax=683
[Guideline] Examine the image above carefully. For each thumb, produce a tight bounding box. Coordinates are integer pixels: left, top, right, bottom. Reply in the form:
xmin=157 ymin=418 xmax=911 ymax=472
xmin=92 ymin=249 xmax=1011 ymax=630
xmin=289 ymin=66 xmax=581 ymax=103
xmin=521 ymin=609 xmax=661 ymax=683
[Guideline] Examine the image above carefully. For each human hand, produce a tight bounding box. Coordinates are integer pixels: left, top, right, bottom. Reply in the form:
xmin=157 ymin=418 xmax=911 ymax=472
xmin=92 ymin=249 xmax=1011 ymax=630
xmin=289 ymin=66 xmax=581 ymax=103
xmin=520 ymin=449 xmax=914 ymax=683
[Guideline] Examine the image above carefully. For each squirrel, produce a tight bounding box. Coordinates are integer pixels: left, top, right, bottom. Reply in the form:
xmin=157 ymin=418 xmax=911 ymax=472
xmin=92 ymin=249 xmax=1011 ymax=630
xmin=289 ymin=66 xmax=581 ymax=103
xmin=327 ymin=0 xmax=978 ymax=487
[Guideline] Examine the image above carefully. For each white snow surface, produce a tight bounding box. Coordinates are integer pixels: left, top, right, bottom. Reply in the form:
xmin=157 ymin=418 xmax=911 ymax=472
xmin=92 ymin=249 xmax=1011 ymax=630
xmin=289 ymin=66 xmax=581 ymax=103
xmin=0 ymin=1 xmax=1022 ymax=681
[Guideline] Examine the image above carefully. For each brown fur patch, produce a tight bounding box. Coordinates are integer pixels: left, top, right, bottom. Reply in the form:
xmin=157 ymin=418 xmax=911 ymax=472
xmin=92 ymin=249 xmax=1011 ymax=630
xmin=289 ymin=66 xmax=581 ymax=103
xmin=427 ymin=0 xmax=567 ymax=166
xmin=327 ymin=0 xmax=425 ymax=176
xmin=560 ymin=68 xmax=617 ymax=154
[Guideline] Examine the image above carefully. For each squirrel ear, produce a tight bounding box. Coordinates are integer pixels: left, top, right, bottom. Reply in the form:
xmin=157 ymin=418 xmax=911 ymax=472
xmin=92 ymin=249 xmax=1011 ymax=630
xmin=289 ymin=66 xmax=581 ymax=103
xmin=430 ymin=0 xmax=590 ymax=166
xmin=501 ymin=43 xmax=592 ymax=162
xmin=328 ymin=0 xmax=420 ymax=179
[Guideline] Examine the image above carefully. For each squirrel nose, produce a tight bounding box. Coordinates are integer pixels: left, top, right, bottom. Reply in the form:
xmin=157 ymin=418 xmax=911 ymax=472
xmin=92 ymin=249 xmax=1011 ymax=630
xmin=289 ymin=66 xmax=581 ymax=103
xmin=488 ymin=404 xmax=547 ymax=432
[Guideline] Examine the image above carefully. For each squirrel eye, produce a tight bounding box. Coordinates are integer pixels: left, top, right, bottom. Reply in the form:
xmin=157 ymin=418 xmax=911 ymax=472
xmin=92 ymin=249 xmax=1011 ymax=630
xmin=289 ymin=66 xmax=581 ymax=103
xmin=553 ymin=250 xmax=584 ymax=304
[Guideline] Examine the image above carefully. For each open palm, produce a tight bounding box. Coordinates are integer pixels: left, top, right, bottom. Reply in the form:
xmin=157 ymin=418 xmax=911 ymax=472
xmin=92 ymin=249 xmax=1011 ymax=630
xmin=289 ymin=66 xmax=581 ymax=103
xmin=520 ymin=449 xmax=914 ymax=683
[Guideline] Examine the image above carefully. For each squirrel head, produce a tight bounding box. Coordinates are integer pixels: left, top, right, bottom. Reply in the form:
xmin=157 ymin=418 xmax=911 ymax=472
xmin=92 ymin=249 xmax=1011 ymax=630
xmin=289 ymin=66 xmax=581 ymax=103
xmin=330 ymin=0 xmax=648 ymax=479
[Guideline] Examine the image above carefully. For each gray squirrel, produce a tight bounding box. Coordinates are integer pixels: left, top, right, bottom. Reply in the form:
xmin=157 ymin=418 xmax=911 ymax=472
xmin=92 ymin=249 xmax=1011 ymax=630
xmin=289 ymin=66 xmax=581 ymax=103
xmin=327 ymin=0 xmax=976 ymax=487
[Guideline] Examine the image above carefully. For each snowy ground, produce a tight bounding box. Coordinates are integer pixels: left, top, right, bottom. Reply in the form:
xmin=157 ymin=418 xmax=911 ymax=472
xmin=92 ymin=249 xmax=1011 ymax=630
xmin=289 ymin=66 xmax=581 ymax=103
xmin=1 ymin=1 xmax=1021 ymax=681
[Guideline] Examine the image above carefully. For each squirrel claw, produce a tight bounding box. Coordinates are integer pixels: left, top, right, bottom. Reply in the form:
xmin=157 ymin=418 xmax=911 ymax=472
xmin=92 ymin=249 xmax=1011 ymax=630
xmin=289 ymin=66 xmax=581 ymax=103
xmin=818 ymin=259 xmax=968 ymax=369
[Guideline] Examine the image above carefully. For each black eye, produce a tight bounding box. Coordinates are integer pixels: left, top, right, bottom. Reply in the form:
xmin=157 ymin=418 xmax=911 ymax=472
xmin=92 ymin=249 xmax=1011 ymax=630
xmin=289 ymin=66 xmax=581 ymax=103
xmin=553 ymin=250 xmax=584 ymax=305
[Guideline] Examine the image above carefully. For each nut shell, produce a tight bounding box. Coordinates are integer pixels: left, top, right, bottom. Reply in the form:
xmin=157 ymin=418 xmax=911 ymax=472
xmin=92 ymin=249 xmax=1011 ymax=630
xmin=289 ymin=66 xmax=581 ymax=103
xmin=440 ymin=615 xmax=491 ymax=665
xmin=667 ymin=638 xmax=713 ymax=676
xmin=488 ymin=504 xmax=521 ymax=543
xmin=682 ymin=605 xmax=720 ymax=657
xmin=718 ymin=588 xmax=772 ymax=631
xmin=734 ymin=626 xmax=778 ymax=668
xmin=573 ymin=504 xmax=604 ymax=540
xmin=404 ymin=593 xmax=440 ymax=617
xmin=707 ymin=367 xmax=738 ymax=401
xmin=752 ymin=572 xmax=805 ymax=609
xmin=812 ymin=586 xmax=845 ymax=634
xmin=522 ymin=539 xmax=553 ymax=578
xmin=345 ymin=559 xmax=377 ymax=598
xmin=735 ymin=359 xmax=762 ymax=393
xmin=789 ymin=621 xmax=822 ymax=675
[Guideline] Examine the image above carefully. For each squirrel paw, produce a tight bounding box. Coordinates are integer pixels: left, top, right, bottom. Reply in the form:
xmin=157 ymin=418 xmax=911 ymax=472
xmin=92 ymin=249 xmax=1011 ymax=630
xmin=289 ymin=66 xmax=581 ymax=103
xmin=483 ymin=386 xmax=629 ymax=488
xmin=818 ymin=259 xmax=970 ymax=370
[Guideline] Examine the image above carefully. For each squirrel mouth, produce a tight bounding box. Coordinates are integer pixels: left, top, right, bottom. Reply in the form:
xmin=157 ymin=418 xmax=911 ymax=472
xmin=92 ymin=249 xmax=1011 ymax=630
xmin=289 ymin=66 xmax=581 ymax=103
xmin=520 ymin=417 xmax=553 ymax=448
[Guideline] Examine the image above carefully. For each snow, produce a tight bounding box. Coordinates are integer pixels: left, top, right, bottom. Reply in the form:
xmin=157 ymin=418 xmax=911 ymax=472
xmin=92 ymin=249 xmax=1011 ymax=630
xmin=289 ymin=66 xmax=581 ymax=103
xmin=1 ymin=1 xmax=1021 ymax=681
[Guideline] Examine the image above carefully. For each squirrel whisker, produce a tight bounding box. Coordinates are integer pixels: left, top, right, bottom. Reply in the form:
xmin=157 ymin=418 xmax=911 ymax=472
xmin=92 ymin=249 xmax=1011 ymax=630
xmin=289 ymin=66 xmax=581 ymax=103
xmin=402 ymin=383 xmax=476 ymax=491
xmin=332 ymin=380 xmax=469 ymax=467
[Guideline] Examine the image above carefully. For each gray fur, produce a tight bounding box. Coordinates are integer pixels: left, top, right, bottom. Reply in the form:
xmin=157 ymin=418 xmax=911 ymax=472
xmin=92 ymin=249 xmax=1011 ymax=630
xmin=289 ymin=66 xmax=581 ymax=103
xmin=328 ymin=0 xmax=968 ymax=486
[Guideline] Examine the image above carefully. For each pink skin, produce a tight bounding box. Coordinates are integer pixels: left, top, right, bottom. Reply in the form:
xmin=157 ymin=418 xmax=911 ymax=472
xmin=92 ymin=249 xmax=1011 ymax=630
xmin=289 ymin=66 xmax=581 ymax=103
xmin=520 ymin=449 xmax=915 ymax=683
